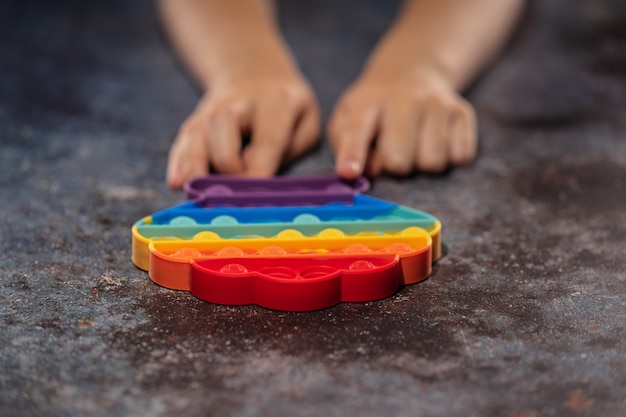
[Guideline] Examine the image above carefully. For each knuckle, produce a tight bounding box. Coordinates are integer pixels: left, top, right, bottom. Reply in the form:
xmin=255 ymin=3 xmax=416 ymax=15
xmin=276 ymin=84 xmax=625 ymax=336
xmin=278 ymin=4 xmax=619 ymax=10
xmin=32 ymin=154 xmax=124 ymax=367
xmin=382 ymin=155 xmax=413 ymax=176
xmin=211 ymin=152 xmax=230 ymax=172
xmin=417 ymin=153 xmax=448 ymax=173
xmin=430 ymin=93 xmax=454 ymax=110
xmin=274 ymin=85 xmax=294 ymax=100
xmin=178 ymin=117 xmax=201 ymax=136
xmin=454 ymin=138 xmax=478 ymax=165
xmin=333 ymin=110 xmax=369 ymax=131
xmin=252 ymin=131 xmax=288 ymax=149
xmin=451 ymin=152 xmax=471 ymax=166
xmin=408 ymin=90 xmax=427 ymax=106
xmin=338 ymin=118 xmax=363 ymax=132
xmin=453 ymin=98 xmax=473 ymax=117
xmin=206 ymin=104 xmax=232 ymax=123
xmin=413 ymin=89 xmax=456 ymax=111
xmin=461 ymin=102 xmax=477 ymax=123
xmin=275 ymin=83 xmax=309 ymax=104
xmin=334 ymin=98 xmax=359 ymax=116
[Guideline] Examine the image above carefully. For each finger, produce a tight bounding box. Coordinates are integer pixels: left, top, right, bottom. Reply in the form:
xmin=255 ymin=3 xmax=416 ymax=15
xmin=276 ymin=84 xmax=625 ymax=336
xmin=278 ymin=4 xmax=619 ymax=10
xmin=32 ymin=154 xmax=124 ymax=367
xmin=284 ymin=102 xmax=321 ymax=162
xmin=328 ymin=101 xmax=379 ymax=180
xmin=166 ymin=119 xmax=210 ymax=189
xmin=448 ymin=100 xmax=478 ymax=166
xmin=244 ymin=100 xmax=297 ymax=177
xmin=377 ymin=101 xmax=419 ymax=176
xmin=415 ymin=100 xmax=449 ymax=173
xmin=206 ymin=105 xmax=246 ymax=174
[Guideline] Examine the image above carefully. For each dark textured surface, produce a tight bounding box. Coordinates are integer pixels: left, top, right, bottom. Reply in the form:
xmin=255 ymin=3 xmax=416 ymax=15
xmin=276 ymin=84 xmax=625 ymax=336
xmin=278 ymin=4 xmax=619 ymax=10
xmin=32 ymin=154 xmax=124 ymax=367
xmin=1 ymin=1 xmax=625 ymax=416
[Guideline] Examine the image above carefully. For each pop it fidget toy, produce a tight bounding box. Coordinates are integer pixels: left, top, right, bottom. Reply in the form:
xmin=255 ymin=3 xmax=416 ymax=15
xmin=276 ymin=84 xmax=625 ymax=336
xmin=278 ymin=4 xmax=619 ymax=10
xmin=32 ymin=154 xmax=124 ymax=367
xmin=132 ymin=175 xmax=442 ymax=311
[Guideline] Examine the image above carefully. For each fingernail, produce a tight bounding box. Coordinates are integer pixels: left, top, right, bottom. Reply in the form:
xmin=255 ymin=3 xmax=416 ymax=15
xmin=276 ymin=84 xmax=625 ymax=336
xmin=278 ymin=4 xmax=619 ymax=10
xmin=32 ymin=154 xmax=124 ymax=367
xmin=338 ymin=159 xmax=361 ymax=178
xmin=167 ymin=170 xmax=181 ymax=188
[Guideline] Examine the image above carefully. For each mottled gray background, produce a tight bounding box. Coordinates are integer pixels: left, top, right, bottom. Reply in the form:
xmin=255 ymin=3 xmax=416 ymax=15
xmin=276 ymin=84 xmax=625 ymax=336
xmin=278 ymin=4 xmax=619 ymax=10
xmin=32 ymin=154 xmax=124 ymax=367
xmin=1 ymin=1 xmax=625 ymax=416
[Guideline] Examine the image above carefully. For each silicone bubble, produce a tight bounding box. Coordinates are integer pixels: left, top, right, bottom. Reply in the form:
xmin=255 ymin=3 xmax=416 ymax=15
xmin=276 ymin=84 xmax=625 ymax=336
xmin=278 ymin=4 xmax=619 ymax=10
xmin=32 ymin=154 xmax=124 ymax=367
xmin=342 ymin=243 xmax=371 ymax=254
xmin=259 ymin=245 xmax=288 ymax=255
xmin=170 ymin=216 xmax=197 ymax=226
xmin=216 ymin=246 xmax=246 ymax=257
xmin=277 ymin=229 xmax=304 ymax=239
xmin=385 ymin=242 xmax=413 ymax=253
xmin=317 ymin=228 xmax=345 ymax=238
xmin=349 ymin=260 xmax=376 ymax=271
xmin=325 ymin=183 xmax=353 ymax=194
xmin=401 ymin=226 xmax=427 ymax=236
xmin=193 ymin=231 xmax=221 ymax=241
xmin=293 ymin=213 xmax=321 ymax=224
xmin=205 ymin=184 xmax=234 ymax=196
xmin=220 ymin=263 xmax=248 ymax=274
xmin=173 ymin=248 xmax=202 ymax=258
xmin=210 ymin=215 xmax=239 ymax=226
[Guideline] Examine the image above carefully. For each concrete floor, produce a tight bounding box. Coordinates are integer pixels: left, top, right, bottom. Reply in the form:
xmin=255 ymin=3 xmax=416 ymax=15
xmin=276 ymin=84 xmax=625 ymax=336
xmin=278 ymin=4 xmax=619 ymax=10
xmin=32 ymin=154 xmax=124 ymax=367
xmin=1 ymin=0 xmax=625 ymax=416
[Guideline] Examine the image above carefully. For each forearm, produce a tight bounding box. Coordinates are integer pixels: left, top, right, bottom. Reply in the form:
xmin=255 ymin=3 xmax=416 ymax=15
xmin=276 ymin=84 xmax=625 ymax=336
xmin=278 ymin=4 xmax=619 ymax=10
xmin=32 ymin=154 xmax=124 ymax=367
xmin=362 ymin=0 xmax=525 ymax=90
xmin=158 ymin=0 xmax=298 ymax=90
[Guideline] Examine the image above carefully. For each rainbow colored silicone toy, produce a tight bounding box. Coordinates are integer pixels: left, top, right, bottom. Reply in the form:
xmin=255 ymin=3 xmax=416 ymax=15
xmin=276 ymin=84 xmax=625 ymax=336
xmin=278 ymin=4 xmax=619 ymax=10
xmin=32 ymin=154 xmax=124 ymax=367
xmin=132 ymin=175 xmax=441 ymax=311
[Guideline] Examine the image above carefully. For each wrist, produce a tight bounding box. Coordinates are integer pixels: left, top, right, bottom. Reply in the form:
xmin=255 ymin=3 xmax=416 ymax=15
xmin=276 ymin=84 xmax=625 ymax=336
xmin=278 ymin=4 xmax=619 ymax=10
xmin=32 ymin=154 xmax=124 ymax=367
xmin=358 ymin=55 xmax=453 ymax=91
xmin=358 ymin=16 xmax=465 ymax=90
xmin=211 ymin=49 xmax=301 ymax=89
xmin=198 ymin=32 xmax=302 ymax=91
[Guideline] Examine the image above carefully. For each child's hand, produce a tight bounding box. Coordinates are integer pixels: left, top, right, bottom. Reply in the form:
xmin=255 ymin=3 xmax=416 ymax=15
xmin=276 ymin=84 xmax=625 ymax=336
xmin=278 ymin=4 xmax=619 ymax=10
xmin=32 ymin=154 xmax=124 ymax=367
xmin=159 ymin=0 xmax=322 ymax=188
xmin=328 ymin=69 xmax=477 ymax=180
xmin=166 ymin=74 xmax=321 ymax=188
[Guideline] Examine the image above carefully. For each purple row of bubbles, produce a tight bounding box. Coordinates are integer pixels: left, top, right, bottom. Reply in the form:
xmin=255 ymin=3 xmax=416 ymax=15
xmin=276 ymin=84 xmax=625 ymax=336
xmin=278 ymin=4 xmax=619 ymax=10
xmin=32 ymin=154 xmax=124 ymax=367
xmin=184 ymin=175 xmax=370 ymax=207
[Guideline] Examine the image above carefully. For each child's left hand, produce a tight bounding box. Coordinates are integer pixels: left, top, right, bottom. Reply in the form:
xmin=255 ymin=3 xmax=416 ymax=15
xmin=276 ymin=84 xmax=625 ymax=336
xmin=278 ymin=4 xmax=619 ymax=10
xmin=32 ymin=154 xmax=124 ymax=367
xmin=328 ymin=67 xmax=477 ymax=180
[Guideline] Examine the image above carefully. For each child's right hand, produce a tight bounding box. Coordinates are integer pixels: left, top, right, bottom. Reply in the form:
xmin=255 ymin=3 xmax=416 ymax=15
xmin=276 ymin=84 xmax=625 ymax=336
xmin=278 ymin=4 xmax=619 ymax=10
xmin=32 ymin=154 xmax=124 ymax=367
xmin=159 ymin=0 xmax=322 ymax=189
xmin=166 ymin=72 xmax=321 ymax=189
